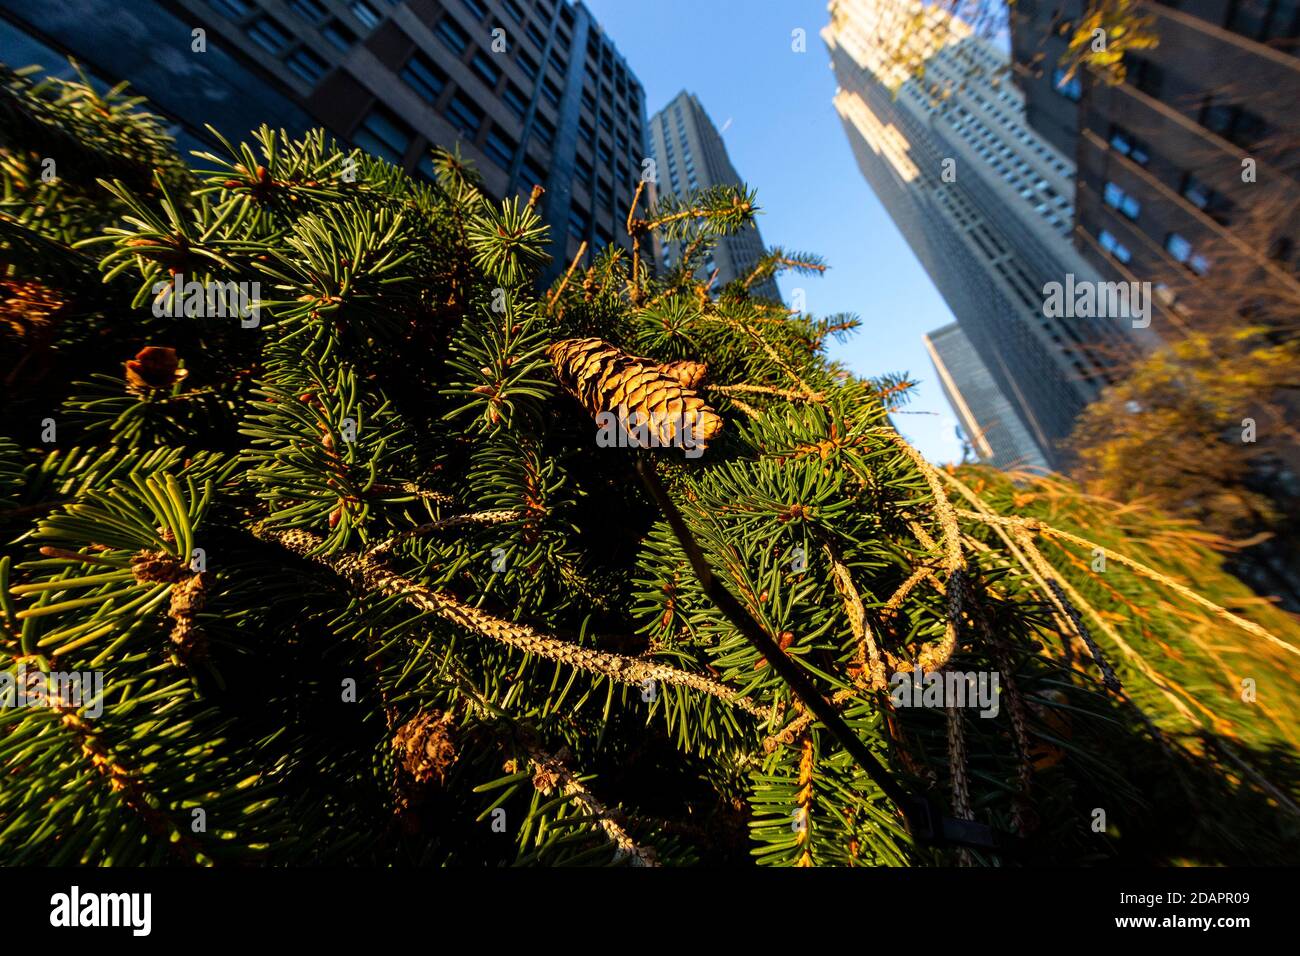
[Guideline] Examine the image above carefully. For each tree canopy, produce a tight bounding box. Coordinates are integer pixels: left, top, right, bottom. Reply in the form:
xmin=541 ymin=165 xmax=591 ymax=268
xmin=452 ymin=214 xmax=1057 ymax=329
xmin=2 ymin=63 xmax=1298 ymax=866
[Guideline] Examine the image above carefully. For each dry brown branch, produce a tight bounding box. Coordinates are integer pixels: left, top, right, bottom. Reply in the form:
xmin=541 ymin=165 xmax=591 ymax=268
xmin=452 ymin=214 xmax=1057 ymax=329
xmin=821 ymin=536 xmax=888 ymax=690
xmin=547 ymin=240 xmax=587 ymax=312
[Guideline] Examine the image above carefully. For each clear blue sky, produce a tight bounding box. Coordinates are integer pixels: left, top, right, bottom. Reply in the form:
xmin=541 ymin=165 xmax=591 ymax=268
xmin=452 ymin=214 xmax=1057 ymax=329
xmin=586 ymin=0 xmax=965 ymax=464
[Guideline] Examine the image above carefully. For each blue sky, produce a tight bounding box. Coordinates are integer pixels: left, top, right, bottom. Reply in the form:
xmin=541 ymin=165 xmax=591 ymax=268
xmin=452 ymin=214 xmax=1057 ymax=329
xmin=586 ymin=0 xmax=965 ymax=464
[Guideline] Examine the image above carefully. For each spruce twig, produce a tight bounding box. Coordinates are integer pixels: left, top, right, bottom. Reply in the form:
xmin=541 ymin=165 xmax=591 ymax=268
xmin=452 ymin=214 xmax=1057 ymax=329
xmin=633 ymin=455 xmax=1009 ymax=853
xmin=257 ymin=524 xmax=767 ymax=717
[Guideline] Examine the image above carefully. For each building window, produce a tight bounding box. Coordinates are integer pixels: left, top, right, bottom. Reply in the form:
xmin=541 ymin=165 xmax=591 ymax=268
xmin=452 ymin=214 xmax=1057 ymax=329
xmin=1051 ymin=67 xmax=1081 ymax=101
xmin=444 ymin=93 xmax=484 ymax=138
xmin=1108 ymin=125 xmax=1150 ymax=165
xmin=471 ymin=50 xmax=502 ymax=88
xmin=354 ymin=109 xmax=411 ymax=165
xmin=540 ymin=76 xmax=562 ymax=106
xmin=1226 ymin=0 xmax=1297 ymax=42
xmin=435 ymin=16 xmax=470 ymax=55
xmin=1153 ymin=282 xmax=1177 ymax=309
xmin=525 ymin=21 xmax=547 ymax=51
xmin=483 ymin=127 xmax=517 ymax=169
xmin=247 ymin=17 xmax=291 ymax=54
xmin=400 ymin=53 xmax=446 ymax=104
xmin=503 ymin=0 xmax=526 ymax=23
xmin=349 ymin=1 xmax=381 ymax=30
xmin=1199 ymin=99 xmax=1269 ymax=149
xmin=518 ymin=155 xmax=544 ymax=187
xmin=321 ymin=20 xmax=357 ymax=51
xmin=532 ymin=114 xmax=555 ymax=149
xmin=502 ymin=82 xmax=528 ymax=120
xmin=1165 ymin=232 xmax=1191 ymax=262
xmin=517 ymin=49 xmax=539 ymax=80
xmin=1098 ymin=228 xmax=1132 ymax=264
xmin=568 ymin=206 xmax=589 ymax=238
xmin=1103 ymin=181 xmax=1140 ymax=219
xmin=285 ymin=47 xmax=328 ymax=84
xmin=462 ymin=0 xmax=489 ymax=20
xmin=209 ymin=0 xmax=253 ymax=18
xmin=1126 ymin=56 xmax=1163 ymax=97
xmin=288 ymin=0 xmax=327 ymax=22
xmin=1165 ymin=232 xmax=1210 ymax=274
xmin=1180 ymin=173 xmax=1213 ymax=210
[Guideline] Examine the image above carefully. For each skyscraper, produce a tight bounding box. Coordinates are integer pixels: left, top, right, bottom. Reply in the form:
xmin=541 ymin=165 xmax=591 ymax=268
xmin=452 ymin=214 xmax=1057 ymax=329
xmin=1009 ymin=0 xmax=1300 ymax=335
xmin=924 ymin=323 xmax=1049 ymax=470
xmin=0 ymin=0 xmax=651 ymax=277
xmin=647 ymin=91 xmax=782 ymax=302
xmin=822 ymin=0 xmax=1146 ymax=469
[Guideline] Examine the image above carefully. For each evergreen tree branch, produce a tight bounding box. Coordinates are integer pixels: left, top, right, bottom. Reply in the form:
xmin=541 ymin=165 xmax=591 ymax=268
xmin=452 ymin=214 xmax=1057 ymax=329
xmin=255 ymin=524 xmax=767 ymax=717
xmin=633 ymin=456 xmax=1008 ymax=853
xmin=707 ymin=382 xmax=825 ymax=404
xmin=368 ymin=509 xmax=523 ymax=555
xmin=940 ymin=469 xmax=1204 ymax=722
xmin=819 ymin=534 xmax=888 ymax=691
xmin=525 ymin=747 xmax=659 ymax=866
xmin=957 ymin=510 xmax=1300 ymax=659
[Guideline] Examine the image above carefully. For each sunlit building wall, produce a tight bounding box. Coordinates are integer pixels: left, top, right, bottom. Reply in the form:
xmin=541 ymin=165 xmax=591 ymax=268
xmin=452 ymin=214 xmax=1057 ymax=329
xmin=823 ymin=0 xmax=1145 ymax=468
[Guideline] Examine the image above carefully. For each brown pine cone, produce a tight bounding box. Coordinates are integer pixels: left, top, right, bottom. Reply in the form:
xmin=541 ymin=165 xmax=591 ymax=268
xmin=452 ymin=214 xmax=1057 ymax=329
xmin=547 ymin=338 xmax=722 ymax=454
xmin=125 ymin=346 xmax=188 ymax=393
xmin=657 ymin=359 xmax=708 ymax=390
xmin=393 ymin=710 xmax=459 ymax=787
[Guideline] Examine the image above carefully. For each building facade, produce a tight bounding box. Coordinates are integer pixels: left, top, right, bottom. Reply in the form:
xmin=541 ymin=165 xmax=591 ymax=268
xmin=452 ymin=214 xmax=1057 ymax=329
xmin=1010 ymin=0 xmax=1300 ymax=336
xmin=647 ymin=91 xmax=782 ymax=301
xmin=924 ymin=322 xmax=1049 ymax=470
xmin=0 ymin=0 xmax=650 ymax=277
xmin=1009 ymin=1 xmax=1300 ymax=604
xmin=823 ymin=0 xmax=1149 ymax=469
